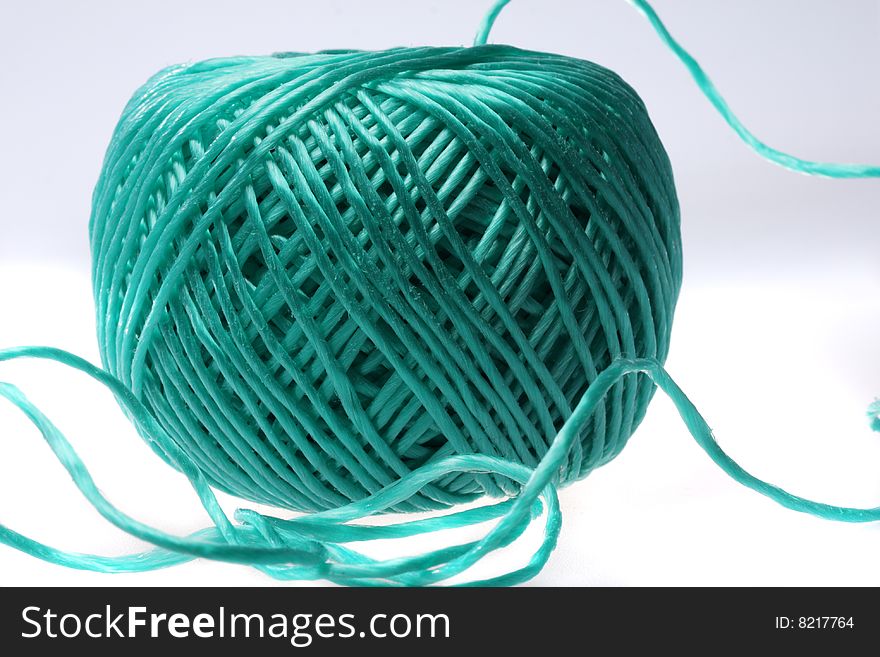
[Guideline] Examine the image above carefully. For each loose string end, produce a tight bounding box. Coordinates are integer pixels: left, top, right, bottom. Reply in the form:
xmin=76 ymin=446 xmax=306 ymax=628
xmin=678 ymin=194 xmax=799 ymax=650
xmin=474 ymin=0 xmax=512 ymax=46
xmin=868 ymin=399 xmax=880 ymax=433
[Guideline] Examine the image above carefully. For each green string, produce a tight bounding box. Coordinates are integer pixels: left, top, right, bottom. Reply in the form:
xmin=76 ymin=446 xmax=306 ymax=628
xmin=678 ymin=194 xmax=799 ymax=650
xmin=626 ymin=0 xmax=879 ymax=178
xmin=480 ymin=0 xmax=880 ymax=178
xmin=0 ymin=0 xmax=877 ymax=586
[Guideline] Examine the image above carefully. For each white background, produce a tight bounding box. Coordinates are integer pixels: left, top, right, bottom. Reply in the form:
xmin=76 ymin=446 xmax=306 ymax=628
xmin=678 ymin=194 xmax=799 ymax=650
xmin=0 ymin=0 xmax=878 ymax=586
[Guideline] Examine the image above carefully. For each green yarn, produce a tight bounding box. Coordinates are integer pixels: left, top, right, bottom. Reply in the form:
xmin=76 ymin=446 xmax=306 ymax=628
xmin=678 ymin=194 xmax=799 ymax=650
xmin=0 ymin=0 xmax=878 ymax=586
xmin=627 ymin=0 xmax=879 ymax=178
xmin=91 ymin=43 xmax=679 ymax=513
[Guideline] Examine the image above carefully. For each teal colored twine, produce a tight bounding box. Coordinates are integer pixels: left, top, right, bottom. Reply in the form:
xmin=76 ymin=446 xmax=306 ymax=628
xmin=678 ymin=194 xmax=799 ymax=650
xmin=0 ymin=0 xmax=878 ymax=586
xmin=474 ymin=0 xmax=512 ymax=46
xmin=625 ymin=0 xmax=880 ymax=178
xmin=869 ymin=400 xmax=880 ymax=433
xmin=90 ymin=43 xmax=679 ymax=512
xmin=480 ymin=0 xmax=880 ymax=178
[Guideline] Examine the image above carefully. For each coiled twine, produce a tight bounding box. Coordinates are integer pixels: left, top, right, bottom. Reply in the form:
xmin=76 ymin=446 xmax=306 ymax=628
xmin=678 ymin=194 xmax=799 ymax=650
xmin=91 ymin=46 xmax=681 ymax=512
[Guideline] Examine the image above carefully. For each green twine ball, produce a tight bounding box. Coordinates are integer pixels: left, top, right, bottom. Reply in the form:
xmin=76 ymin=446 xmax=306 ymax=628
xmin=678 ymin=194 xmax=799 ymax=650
xmin=89 ymin=45 xmax=681 ymax=514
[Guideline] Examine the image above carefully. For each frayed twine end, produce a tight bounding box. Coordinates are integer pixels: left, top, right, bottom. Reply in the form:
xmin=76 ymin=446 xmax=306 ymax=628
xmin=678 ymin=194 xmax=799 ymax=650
xmin=868 ymin=399 xmax=880 ymax=432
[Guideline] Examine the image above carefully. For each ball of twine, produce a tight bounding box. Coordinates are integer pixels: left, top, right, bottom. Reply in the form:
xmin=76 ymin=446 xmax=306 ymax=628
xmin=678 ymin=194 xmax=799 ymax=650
xmin=90 ymin=45 xmax=681 ymax=513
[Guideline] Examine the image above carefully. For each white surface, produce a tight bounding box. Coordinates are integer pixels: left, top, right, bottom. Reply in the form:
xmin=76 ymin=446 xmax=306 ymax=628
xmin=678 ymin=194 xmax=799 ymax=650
xmin=0 ymin=0 xmax=878 ymax=586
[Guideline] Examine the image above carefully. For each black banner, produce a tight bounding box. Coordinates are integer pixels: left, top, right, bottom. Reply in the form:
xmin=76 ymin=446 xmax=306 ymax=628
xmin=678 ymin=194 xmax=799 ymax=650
xmin=0 ymin=587 xmax=873 ymax=654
